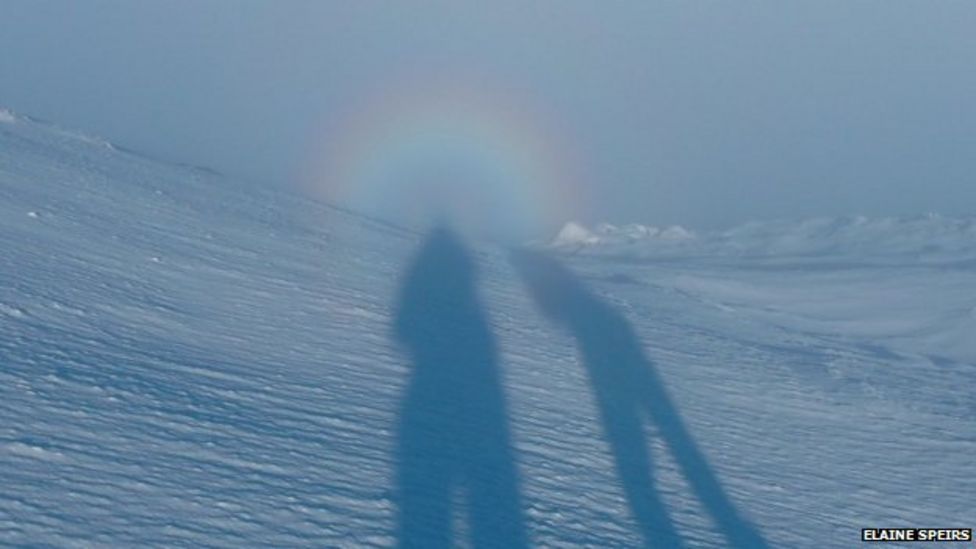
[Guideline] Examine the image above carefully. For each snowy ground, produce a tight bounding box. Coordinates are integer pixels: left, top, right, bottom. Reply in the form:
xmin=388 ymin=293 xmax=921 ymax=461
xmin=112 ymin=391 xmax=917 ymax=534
xmin=1 ymin=109 xmax=973 ymax=547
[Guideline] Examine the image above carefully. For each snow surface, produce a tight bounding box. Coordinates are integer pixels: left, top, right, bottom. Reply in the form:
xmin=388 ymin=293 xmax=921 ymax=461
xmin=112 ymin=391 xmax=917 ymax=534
xmin=552 ymin=217 xmax=976 ymax=262
xmin=1 ymin=112 xmax=974 ymax=547
xmin=0 ymin=109 xmax=18 ymax=125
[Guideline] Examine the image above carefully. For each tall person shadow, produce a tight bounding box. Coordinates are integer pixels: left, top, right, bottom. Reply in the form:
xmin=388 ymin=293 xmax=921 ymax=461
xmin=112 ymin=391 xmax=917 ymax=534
xmin=511 ymin=250 xmax=769 ymax=549
xmin=393 ymin=226 xmax=529 ymax=549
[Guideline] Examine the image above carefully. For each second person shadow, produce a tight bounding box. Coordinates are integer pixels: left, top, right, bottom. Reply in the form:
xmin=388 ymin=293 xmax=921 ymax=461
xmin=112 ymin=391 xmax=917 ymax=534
xmin=511 ymin=249 xmax=769 ymax=549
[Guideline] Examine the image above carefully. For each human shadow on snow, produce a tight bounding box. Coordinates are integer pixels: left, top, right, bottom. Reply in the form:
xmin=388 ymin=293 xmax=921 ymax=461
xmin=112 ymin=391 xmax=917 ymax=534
xmin=393 ymin=226 xmax=529 ymax=549
xmin=510 ymin=249 xmax=769 ymax=549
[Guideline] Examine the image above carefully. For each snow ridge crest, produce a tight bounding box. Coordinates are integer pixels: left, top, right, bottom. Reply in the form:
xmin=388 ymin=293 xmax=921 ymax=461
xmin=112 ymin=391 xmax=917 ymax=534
xmin=552 ymin=215 xmax=976 ymax=260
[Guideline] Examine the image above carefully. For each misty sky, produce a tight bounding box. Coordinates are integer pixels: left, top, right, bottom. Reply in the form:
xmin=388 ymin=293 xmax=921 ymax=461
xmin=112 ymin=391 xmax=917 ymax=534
xmin=2 ymin=1 xmax=974 ymax=233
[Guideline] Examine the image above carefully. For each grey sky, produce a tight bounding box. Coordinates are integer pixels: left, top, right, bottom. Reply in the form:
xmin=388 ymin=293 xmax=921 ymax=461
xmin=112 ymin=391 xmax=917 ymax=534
xmin=2 ymin=1 xmax=974 ymax=234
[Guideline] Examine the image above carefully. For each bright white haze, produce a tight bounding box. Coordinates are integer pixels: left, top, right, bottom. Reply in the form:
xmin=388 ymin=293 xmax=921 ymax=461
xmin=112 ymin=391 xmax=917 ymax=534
xmin=2 ymin=1 xmax=974 ymax=238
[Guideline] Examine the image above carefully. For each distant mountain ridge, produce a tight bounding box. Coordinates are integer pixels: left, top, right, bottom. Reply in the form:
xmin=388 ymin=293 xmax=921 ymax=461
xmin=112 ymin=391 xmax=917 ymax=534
xmin=552 ymin=214 xmax=976 ymax=261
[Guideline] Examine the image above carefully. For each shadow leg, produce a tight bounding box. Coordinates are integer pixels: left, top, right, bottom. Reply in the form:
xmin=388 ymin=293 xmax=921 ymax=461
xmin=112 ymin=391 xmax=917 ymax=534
xmin=465 ymin=415 xmax=530 ymax=549
xmin=600 ymin=396 xmax=685 ymax=549
xmin=397 ymin=429 xmax=454 ymax=549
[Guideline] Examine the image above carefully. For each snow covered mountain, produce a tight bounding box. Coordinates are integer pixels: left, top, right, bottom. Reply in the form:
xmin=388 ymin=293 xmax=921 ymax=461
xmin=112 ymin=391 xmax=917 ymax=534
xmin=551 ymin=216 xmax=976 ymax=262
xmin=2 ymin=109 xmax=974 ymax=547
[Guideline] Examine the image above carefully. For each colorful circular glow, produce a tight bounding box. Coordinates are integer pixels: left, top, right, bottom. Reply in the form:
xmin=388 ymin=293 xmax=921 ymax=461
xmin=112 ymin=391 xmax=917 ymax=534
xmin=302 ymin=77 xmax=587 ymax=241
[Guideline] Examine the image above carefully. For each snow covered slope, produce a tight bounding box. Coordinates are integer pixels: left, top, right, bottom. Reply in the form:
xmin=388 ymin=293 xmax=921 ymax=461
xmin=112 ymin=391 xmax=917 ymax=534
xmin=2 ymin=109 xmax=974 ymax=547
xmin=551 ymin=217 xmax=976 ymax=263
